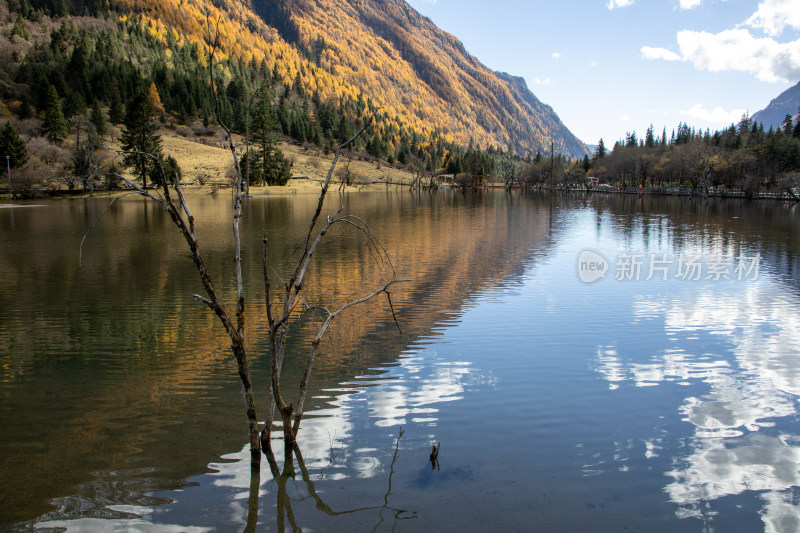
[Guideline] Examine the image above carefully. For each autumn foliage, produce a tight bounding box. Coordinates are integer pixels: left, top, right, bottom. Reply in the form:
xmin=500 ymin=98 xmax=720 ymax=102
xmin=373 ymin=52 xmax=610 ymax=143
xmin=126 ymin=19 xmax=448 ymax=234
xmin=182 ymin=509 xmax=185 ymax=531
xmin=110 ymin=0 xmax=588 ymax=157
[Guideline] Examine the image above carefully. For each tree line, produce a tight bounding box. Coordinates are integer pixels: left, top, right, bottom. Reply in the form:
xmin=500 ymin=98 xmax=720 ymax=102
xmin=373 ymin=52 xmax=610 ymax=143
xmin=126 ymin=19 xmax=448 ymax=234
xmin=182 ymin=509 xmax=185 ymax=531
xmin=583 ymin=117 xmax=800 ymax=193
xmin=3 ymin=0 xmax=799 ymax=195
xmin=1 ymin=3 xmax=503 ymax=194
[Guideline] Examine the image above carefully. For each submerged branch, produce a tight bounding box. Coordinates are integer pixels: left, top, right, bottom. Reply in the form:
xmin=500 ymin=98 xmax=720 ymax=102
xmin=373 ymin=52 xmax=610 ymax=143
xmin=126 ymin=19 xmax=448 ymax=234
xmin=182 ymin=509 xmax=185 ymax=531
xmin=289 ymin=434 xmax=416 ymax=523
xmin=291 ymin=280 xmax=407 ymax=433
xmin=79 ymin=190 xmax=141 ymax=266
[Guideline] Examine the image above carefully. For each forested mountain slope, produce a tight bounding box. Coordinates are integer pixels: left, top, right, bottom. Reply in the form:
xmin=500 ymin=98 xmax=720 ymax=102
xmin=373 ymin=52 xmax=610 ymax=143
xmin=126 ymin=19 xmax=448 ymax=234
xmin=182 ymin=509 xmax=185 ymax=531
xmin=1 ymin=0 xmax=588 ymax=160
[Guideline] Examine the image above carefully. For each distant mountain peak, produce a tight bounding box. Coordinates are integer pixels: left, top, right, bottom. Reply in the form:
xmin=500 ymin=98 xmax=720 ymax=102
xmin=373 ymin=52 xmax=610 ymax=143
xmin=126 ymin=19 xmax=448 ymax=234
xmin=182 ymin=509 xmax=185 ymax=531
xmin=752 ymin=81 xmax=800 ymax=130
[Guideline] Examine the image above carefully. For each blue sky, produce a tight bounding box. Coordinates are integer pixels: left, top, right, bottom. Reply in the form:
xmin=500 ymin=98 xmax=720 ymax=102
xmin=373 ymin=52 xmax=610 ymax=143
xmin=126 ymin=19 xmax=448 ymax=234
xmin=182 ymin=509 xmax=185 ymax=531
xmin=404 ymin=0 xmax=800 ymax=147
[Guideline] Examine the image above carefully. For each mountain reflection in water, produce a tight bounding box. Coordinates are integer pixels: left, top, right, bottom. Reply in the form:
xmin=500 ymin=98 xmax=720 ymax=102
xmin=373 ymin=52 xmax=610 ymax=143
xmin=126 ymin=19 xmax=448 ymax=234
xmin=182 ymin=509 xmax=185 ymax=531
xmin=3 ymin=192 xmax=800 ymax=531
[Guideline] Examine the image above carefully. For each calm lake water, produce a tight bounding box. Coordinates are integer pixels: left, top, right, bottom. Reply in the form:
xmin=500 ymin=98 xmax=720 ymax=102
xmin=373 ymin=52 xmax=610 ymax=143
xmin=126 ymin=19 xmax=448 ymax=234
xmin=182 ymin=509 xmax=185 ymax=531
xmin=2 ymin=190 xmax=800 ymax=532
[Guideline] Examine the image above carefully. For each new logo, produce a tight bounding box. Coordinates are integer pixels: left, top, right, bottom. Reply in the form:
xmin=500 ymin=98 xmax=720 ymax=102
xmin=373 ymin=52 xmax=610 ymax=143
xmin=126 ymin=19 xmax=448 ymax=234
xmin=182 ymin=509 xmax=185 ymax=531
xmin=577 ymin=250 xmax=608 ymax=283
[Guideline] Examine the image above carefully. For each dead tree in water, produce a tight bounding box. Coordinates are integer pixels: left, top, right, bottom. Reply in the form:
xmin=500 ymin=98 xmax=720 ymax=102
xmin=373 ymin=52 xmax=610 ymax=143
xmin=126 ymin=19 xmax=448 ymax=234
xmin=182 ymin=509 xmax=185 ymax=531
xmin=261 ymin=122 xmax=403 ymax=447
xmin=82 ymin=16 xmax=402 ymax=466
xmin=203 ymin=15 xmax=403 ymax=454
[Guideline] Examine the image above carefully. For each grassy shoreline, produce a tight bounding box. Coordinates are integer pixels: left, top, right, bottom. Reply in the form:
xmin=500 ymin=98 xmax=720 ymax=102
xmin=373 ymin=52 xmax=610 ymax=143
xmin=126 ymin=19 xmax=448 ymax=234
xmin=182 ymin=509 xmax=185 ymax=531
xmin=3 ymin=129 xmax=418 ymax=200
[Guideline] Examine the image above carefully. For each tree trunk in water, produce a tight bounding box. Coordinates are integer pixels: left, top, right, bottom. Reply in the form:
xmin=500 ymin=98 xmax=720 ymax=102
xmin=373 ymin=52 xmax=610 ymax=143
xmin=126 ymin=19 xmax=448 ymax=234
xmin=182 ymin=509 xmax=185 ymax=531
xmin=232 ymin=338 xmax=261 ymax=463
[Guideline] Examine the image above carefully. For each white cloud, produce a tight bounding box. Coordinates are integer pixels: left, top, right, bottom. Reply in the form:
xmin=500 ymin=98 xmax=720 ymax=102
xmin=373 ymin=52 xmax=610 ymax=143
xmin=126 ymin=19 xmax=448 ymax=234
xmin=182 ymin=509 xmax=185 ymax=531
xmin=643 ymin=1 xmax=800 ymax=83
xmin=552 ymin=52 xmax=562 ymax=59
xmin=680 ymin=103 xmax=748 ymax=124
xmin=677 ymin=28 xmax=800 ymax=82
xmin=606 ymin=0 xmax=633 ymax=9
xmin=745 ymin=0 xmax=800 ymax=37
xmin=640 ymin=46 xmax=682 ymax=61
xmin=533 ymin=77 xmax=551 ymax=85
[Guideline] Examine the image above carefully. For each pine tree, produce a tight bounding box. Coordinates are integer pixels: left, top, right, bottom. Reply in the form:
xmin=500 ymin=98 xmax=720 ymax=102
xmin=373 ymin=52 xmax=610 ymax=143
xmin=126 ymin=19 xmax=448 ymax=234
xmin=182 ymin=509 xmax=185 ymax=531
xmin=794 ymin=109 xmax=800 ymax=139
xmin=0 ymin=122 xmax=29 ymax=169
xmin=121 ymin=89 xmax=162 ymax=188
xmin=71 ymin=118 xmax=100 ymax=193
xmin=161 ymin=154 xmax=182 ymax=185
xmin=645 ymin=125 xmax=655 ymax=148
xmin=10 ymin=14 xmax=31 ymax=40
xmin=596 ymin=138 xmax=606 ymax=158
xmin=18 ymin=96 xmax=32 ymax=120
xmin=783 ymin=114 xmax=794 ymax=136
xmin=90 ymin=101 xmax=106 ymax=137
xmin=108 ymin=89 xmax=123 ymax=124
xmin=41 ymin=85 xmax=68 ymax=144
xmin=247 ymin=89 xmax=290 ymax=185
xmin=261 ymin=144 xmax=291 ymax=185
xmin=48 ymin=0 xmax=69 ymax=17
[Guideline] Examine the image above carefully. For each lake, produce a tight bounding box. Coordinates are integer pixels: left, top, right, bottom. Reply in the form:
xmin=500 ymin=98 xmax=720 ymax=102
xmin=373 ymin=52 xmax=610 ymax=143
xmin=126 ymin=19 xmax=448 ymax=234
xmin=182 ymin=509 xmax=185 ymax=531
xmin=2 ymin=190 xmax=800 ymax=532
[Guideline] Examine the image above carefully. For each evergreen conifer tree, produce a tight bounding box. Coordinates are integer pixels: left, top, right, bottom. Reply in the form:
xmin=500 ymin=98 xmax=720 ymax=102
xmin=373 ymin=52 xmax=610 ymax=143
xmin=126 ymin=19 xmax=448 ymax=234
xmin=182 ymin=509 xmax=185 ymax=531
xmin=108 ymin=89 xmax=123 ymax=124
xmin=90 ymin=101 xmax=106 ymax=137
xmin=596 ymin=138 xmax=606 ymax=158
xmin=0 ymin=122 xmax=29 ymax=168
xmin=247 ymin=90 xmax=291 ymax=185
xmin=18 ymin=95 xmax=32 ymax=120
xmin=42 ymin=85 xmax=68 ymax=144
xmin=11 ymin=14 xmax=30 ymax=40
xmin=121 ymin=89 xmax=161 ymax=188
xmin=161 ymin=154 xmax=182 ymax=185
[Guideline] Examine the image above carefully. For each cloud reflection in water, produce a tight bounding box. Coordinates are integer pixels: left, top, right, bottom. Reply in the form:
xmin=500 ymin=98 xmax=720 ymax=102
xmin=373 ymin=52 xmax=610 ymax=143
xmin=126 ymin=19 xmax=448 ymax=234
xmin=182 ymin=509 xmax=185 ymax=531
xmin=35 ymin=348 xmax=493 ymax=531
xmin=595 ymin=281 xmax=800 ymax=527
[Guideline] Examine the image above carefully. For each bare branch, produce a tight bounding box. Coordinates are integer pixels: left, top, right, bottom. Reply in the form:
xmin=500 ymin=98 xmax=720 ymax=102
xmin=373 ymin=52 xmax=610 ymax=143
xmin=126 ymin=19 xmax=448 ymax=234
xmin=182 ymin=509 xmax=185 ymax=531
xmin=290 ymin=437 xmax=416 ymax=522
xmin=385 ymin=290 xmax=402 ymax=334
xmin=326 ymin=280 xmax=406 ymax=326
xmin=330 ymin=214 xmax=396 ymax=274
xmin=174 ymin=177 xmax=194 ymax=236
xmin=262 ymin=237 xmax=274 ymax=326
xmin=80 ymin=165 xmax=181 ymax=267
xmin=203 ymin=11 xmax=260 ymax=460
xmin=292 ymin=280 xmax=407 ymax=432
xmin=287 ymin=114 xmax=377 ymax=293
xmin=79 ymin=191 xmax=141 ymax=266
xmin=193 ymin=293 xmax=215 ymax=311
xmin=282 ymin=209 xmax=394 ymax=326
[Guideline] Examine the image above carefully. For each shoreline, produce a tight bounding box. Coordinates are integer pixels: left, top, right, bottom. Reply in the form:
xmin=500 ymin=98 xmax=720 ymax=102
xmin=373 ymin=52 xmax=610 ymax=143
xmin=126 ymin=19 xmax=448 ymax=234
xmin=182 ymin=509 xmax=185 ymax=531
xmin=5 ymin=183 xmax=799 ymax=202
xmin=0 ymin=176 xmax=415 ymax=201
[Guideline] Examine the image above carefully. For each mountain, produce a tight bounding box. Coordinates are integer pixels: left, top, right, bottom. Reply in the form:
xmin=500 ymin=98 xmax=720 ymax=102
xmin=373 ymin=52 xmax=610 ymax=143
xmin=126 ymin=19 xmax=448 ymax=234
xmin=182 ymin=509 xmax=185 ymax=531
xmin=494 ymin=71 xmax=587 ymax=157
xmin=106 ymin=0 xmax=588 ymax=157
xmin=752 ymin=81 xmax=800 ymax=130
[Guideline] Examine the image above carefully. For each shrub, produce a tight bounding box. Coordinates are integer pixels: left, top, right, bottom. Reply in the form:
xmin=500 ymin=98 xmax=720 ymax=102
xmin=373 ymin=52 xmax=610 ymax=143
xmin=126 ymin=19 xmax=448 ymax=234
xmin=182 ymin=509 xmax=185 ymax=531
xmin=175 ymin=125 xmax=193 ymax=138
xmin=11 ymin=155 xmax=54 ymax=196
xmin=191 ymin=124 xmax=215 ymax=136
xmin=26 ymin=136 xmax=70 ymax=165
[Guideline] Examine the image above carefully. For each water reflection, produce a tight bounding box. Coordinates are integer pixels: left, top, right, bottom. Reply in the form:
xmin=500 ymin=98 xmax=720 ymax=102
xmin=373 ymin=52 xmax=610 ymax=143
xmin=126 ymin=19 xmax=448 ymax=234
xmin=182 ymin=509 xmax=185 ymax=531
xmin=358 ymin=357 xmax=494 ymax=428
xmin=2 ymin=191 xmax=535 ymax=529
xmin=7 ymin=192 xmax=800 ymax=531
xmin=281 ymin=350 xmax=493 ymax=483
xmin=595 ymin=278 xmax=800 ymax=527
xmin=27 ymin=321 xmax=493 ymax=530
